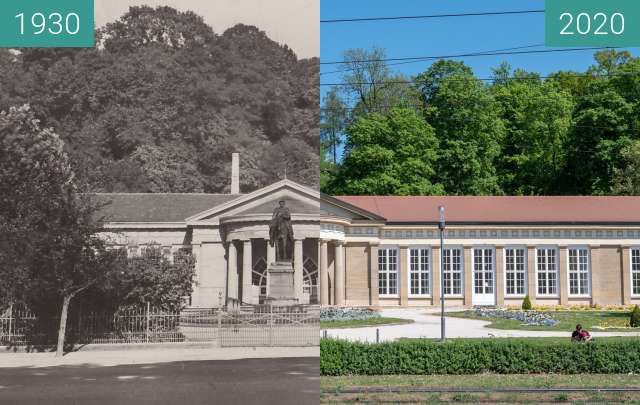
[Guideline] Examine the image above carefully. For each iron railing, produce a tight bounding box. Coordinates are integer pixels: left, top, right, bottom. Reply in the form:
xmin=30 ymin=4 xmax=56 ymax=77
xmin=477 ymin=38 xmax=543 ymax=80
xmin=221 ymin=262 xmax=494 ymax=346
xmin=0 ymin=304 xmax=320 ymax=347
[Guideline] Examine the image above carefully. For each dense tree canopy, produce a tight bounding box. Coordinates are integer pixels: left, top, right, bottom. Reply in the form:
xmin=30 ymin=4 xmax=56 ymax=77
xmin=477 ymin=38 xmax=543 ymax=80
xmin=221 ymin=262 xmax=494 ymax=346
xmin=322 ymin=50 xmax=640 ymax=196
xmin=0 ymin=6 xmax=319 ymax=193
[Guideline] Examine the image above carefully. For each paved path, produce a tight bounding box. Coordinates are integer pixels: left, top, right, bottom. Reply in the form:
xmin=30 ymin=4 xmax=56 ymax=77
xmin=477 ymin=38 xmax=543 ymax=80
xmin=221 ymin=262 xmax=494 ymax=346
xmin=323 ymin=308 xmax=640 ymax=342
xmin=0 ymin=346 xmax=319 ymax=368
xmin=0 ymin=357 xmax=318 ymax=405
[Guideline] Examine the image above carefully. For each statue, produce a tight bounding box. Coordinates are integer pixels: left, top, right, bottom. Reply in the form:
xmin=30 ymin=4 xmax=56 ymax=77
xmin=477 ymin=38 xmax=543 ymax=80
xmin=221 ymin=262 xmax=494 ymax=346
xmin=269 ymin=200 xmax=294 ymax=262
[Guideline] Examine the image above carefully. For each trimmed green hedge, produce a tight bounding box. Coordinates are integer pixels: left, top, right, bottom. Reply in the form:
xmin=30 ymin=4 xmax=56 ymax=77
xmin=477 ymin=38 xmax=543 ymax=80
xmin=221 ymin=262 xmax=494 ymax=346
xmin=320 ymin=338 xmax=640 ymax=375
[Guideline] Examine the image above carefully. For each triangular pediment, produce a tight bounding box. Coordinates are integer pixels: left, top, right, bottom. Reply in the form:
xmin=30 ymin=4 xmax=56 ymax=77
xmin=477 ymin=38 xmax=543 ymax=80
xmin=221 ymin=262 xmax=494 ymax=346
xmin=320 ymin=193 xmax=386 ymax=222
xmin=186 ymin=179 xmax=320 ymax=223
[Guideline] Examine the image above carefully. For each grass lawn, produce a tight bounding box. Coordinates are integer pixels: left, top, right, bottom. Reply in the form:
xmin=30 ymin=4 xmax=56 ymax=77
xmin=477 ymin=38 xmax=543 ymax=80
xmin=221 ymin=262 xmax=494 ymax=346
xmin=446 ymin=310 xmax=637 ymax=332
xmin=320 ymin=317 xmax=413 ymax=329
xmin=321 ymin=374 xmax=640 ymax=390
xmin=322 ymin=374 xmax=640 ymax=404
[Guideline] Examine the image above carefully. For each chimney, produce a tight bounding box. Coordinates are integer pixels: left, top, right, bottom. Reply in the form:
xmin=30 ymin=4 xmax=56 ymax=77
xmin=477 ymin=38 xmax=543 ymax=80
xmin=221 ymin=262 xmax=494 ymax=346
xmin=231 ymin=153 xmax=240 ymax=194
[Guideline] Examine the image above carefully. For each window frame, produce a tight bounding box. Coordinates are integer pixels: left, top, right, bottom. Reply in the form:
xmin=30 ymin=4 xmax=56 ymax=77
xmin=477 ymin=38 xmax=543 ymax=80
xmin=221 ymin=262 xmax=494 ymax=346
xmin=378 ymin=245 xmax=399 ymax=298
xmin=630 ymin=247 xmax=640 ymax=298
xmin=407 ymin=245 xmax=431 ymax=298
xmin=535 ymin=246 xmax=559 ymax=297
xmin=440 ymin=245 xmax=464 ymax=298
xmin=567 ymin=245 xmax=591 ymax=298
xmin=503 ymin=245 xmax=528 ymax=298
xmin=472 ymin=245 xmax=496 ymax=297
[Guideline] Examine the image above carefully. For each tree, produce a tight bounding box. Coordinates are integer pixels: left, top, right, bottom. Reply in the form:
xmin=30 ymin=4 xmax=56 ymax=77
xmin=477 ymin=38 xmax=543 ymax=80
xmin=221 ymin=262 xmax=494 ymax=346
xmin=416 ymin=60 xmax=505 ymax=195
xmin=327 ymin=108 xmax=444 ymax=195
xmin=0 ymin=105 xmax=116 ymax=356
xmin=321 ymin=88 xmax=347 ymax=165
xmin=492 ymin=73 xmax=574 ymax=194
xmin=103 ymin=246 xmax=196 ymax=312
xmin=611 ymin=140 xmax=640 ymax=195
xmin=340 ymin=47 xmax=391 ymax=114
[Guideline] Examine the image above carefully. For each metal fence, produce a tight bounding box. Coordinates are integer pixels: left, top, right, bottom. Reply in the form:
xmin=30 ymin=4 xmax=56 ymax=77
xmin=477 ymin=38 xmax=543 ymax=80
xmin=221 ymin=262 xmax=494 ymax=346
xmin=0 ymin=304 xmax=319 ymax=347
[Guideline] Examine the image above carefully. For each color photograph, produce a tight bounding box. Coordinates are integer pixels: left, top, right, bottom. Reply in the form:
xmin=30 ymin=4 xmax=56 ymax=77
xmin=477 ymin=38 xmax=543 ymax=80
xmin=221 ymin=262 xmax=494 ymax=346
xmin=320 ymin=1 xmax=640 ymax=404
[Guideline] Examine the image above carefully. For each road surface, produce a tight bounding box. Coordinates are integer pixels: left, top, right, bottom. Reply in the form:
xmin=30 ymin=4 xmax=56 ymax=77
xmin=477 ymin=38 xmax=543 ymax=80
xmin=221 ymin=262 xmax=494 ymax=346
xmin=0 ymin=357 xmax=319 ymax=405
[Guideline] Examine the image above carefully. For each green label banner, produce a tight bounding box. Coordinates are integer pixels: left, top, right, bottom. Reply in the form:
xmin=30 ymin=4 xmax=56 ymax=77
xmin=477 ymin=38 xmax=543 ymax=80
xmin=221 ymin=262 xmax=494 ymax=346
xmin=0 ymin=0 xmax=94 ymax=48
xmin=546 ymin=0 xmax=640 ymax=46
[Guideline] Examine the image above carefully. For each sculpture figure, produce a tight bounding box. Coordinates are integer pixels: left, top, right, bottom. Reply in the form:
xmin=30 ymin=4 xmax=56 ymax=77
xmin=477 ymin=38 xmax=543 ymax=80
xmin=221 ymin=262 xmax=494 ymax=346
xmin=269 ymin=200 xmax=294 ymax=262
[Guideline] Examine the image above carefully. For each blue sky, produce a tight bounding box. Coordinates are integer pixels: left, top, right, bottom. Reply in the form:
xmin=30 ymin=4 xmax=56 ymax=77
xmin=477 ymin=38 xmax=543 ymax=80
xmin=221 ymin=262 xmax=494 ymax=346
xmin=321 ymin=0 xmax=638 ymax=100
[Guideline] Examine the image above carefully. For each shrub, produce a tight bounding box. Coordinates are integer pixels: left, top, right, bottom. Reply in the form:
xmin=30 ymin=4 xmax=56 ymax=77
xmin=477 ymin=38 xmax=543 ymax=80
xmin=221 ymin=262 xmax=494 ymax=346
xmin=521 ymin=295 xmax=532 ymax=310
xmin=320 ymin=338 xmax=640 ymax=375
xmin=631 ymin=305 xmax=640 ymax=328
xmin=320 ymin=307 xmax=380 ymax=322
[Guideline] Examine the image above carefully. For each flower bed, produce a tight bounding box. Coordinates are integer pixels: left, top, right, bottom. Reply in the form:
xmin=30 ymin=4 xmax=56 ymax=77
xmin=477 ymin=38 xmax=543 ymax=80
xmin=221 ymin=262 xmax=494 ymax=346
xmin=472 ymin=308 xmax=559 ymax=327
xmin=320 ymin=307 xmax=380 ymax=322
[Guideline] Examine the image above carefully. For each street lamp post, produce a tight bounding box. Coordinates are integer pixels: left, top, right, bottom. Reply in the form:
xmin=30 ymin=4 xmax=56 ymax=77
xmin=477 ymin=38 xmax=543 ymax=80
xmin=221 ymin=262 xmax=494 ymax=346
xmin=438 ymin=206 xmax=446 ymax=342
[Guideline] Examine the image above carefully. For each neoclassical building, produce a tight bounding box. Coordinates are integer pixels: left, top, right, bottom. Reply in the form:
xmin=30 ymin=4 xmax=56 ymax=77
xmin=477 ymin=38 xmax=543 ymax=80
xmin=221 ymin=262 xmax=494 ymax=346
xmin=97 ymin=155 xmax=320 ymax=307
xmin=320 ymin=195 xmax=640 ymax=308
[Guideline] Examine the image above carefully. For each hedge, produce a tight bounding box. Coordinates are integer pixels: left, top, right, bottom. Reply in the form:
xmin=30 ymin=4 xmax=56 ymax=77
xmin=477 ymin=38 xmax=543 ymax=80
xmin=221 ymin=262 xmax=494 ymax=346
xmin=320 ymin=338 xmax=640 ymax=375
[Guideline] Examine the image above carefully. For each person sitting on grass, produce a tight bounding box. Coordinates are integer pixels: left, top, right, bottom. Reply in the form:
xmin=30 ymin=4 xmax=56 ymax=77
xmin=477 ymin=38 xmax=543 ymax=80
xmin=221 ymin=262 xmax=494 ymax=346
xmin=571 ymin=324 xmax=592 ymax=342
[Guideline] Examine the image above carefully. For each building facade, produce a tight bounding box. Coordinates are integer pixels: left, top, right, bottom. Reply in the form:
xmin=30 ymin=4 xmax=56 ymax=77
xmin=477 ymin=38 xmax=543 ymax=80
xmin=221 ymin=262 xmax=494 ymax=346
xmin=320 ymin=195 xmax=640 ymax=308
xmin=97 ymin=177 xmax=320 ymax=308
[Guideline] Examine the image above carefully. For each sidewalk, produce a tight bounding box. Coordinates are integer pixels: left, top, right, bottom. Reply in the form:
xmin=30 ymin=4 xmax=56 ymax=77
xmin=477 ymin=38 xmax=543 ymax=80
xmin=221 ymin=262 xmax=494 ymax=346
xmin=0 ymin=345 xmax=319 ymax=368
xmin=323 ymin=308 xmax=640 ymax=342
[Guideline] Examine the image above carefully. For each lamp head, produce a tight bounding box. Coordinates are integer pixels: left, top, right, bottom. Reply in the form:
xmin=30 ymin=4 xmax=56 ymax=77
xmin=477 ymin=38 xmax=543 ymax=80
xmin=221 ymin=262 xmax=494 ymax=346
xmin=438 ymin=206 xmax=445 ymax=230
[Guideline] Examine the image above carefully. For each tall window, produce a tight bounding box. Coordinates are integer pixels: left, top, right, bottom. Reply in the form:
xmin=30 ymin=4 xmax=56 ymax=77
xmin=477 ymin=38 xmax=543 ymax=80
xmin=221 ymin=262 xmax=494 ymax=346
xmin=505 ymin=248 xmax=526 ymax=296
xmin=442 ymin=248 xmax=462 ymax=295
xmin=568 ymin=248 xmax=590 ymax=296
xmin=409 ymin=248 xmax=430 ymax=296
xmin=537 ymin=248 xmax=558 ymax=295
xmin=379 ymin=248 xmax=398 ymax=296
xmin=632 ymin=248 xmax=640 ymax=296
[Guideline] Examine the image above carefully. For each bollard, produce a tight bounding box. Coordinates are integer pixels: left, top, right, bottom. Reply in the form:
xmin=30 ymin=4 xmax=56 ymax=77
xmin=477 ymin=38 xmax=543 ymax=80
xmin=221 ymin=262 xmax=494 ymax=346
xmin=323 ymin=330 xmax=327 ymax=339
xmin=376 ymin=328 xmax=379 ymax=343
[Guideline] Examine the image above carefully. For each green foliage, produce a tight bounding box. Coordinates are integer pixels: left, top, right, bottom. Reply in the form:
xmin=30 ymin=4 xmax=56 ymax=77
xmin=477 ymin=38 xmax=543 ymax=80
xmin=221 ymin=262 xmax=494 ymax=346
xmin=320 ymin=338 xmax=640 ymax=376
xmin=630 ymin=305 xmax=640 ymax=328
xmin=325 ymin=49 xmax=640 ymax=197
xmin=522 ymin=295 xmax=532 ymax=311
xmin=325 ymin=108 xmax=444 ymax=195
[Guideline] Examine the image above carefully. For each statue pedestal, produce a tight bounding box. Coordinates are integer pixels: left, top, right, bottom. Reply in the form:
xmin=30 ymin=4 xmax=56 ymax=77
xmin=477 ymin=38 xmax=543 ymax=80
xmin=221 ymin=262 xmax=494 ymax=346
xmin=265 ymin=261 xmax=298 ymax=306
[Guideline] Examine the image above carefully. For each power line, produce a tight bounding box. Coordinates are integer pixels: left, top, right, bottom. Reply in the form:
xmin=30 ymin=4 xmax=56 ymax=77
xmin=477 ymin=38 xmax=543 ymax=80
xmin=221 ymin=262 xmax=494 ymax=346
xmin=321 ymin=47 xmax=615 ymax=65
xmin=320 ymin=70 xmax=640 ymax=87
xmin=320 ymin=44 xmax=545 ymax=76
xmin=321 ymin=9 xmax=545 ymax=24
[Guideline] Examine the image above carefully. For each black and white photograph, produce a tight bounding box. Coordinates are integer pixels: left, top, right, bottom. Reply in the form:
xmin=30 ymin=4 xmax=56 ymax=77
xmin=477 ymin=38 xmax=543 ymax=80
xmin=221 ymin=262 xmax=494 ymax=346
xmin=0 ymin=1 xmax=320 ymax=404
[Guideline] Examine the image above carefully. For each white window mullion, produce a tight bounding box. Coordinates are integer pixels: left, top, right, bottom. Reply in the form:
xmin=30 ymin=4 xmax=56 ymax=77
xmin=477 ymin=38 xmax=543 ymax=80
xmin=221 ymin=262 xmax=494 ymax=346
xmin=505 ymin=247 xmax=526 ymax=297
xmin=409 ymin=247 xmax=430 ymax=297
xmin=631 ymin=248 xmax=640 ymax=297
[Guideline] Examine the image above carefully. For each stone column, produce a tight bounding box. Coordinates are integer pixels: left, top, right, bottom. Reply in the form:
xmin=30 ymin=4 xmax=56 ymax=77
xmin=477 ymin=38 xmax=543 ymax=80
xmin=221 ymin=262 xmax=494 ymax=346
xmin=369 ymin=243 xmax=379 ymax=306
xmin=559 ymin=246 xmax=568 ymax=305
xmin=227 ymin=241 xmax=238 ymax=300
xmin=320 ymin=240 xmax=329 ymax=305
xmin=294 ymin=239 xmax=304 ymax=302
xmin=463 ymin=246 xmax=473 ymax=306
xmin=267 ymin=239 xmax=276 ymax=265
xmin=242 ymin=240 xmax=252 ymax=304
xmin=334 ymin=241 xmax=345 ymax=306
xmin=622 ymin=246 xmax=631 ymax=305
xmin=191 ymin=244 xmax=202 ymax=307
xmin=495 ymin=246 xmax=504 ymax=306
xmin=431 ymin=246 xmax=440 ymax=306
xmin=399 ymin=245 xmax=409 ymax=306
xmin=527 ymin=246 xmax=537 ymax=305
xmin=590 ymin=245 xmax=600 ymax=306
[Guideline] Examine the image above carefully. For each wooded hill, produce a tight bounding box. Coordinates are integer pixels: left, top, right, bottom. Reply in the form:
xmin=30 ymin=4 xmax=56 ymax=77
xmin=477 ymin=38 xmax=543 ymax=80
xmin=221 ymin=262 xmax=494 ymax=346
xmin=0 ymin=6 xmax=319 ymax=193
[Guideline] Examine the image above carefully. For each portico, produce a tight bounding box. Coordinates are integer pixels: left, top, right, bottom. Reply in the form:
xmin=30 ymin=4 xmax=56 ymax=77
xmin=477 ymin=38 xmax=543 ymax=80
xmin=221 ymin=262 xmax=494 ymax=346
xmin=96 ymin=178 xmax=320 ymax=308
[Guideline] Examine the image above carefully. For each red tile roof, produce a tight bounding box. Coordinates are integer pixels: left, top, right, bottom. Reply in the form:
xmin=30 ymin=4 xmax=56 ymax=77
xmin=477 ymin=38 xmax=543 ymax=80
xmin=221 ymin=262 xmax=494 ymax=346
xmin=334 ymin=196 xmax=640 ymax=224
